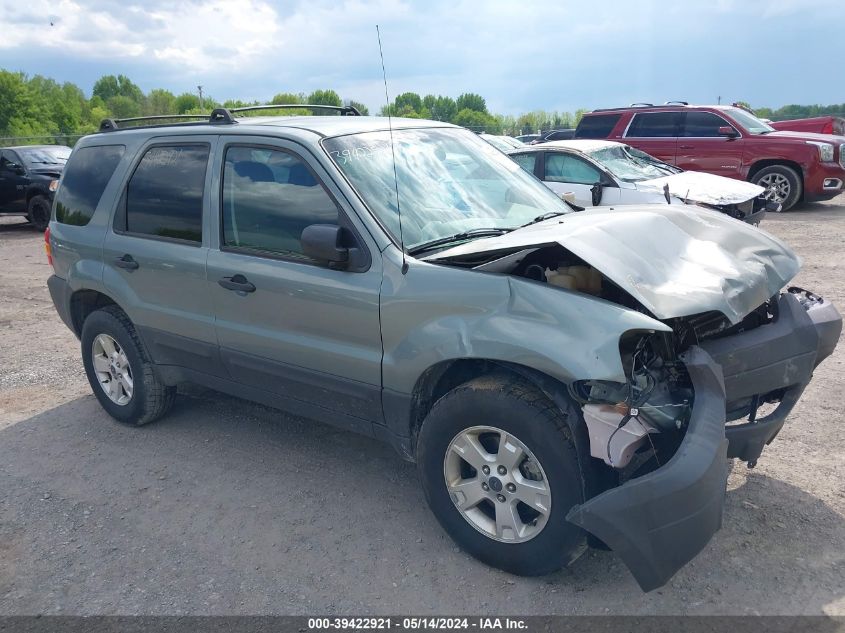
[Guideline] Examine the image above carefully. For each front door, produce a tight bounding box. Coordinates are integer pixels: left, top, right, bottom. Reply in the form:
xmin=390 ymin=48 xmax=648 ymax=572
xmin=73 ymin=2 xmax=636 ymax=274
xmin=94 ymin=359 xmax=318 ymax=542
xmin=207 ymin=138 xmax=383 ymax=434
xmin=541 ymin=152 xmax=621 ymax=207
xmin=675 ymin=111 xmax=745 ymax=179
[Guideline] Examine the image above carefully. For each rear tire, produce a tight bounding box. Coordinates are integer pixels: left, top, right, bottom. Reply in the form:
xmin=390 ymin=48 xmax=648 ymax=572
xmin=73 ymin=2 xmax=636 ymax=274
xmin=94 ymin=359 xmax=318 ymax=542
xmin=416 ymin=374 xmax=588 ymax=576
xmin=752 ymin=165 xmax=802 ymax=211
xmin=27 ymin=195 xmax=51 ymax=231
xmin=81 ymin=306 xmax=175 ymax=426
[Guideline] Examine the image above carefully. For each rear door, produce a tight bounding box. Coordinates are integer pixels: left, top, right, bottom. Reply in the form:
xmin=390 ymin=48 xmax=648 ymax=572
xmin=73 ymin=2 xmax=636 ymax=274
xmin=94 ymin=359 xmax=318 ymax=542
xmin=206 ymin=137 xmax=383 ymax=434
xmin=622 ymin=111 xmax=682 ymax=165
xmin=103 ymin=136 xmax=224 ymax=377
xmin=676 ymin=111 xmax=745 ymax=178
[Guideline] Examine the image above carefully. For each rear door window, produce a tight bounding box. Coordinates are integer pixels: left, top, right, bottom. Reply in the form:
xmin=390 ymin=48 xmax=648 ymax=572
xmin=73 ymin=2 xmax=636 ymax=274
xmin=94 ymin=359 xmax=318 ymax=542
xmin=625 ymin=112 xmax=682 ymax=137
xmin=123 ymin=145 xmax=209 ymax=243
xmin=574 ymin=114 xmax=621 ymax=139
xmin=55 ymin=145 xmax=125 ymax=226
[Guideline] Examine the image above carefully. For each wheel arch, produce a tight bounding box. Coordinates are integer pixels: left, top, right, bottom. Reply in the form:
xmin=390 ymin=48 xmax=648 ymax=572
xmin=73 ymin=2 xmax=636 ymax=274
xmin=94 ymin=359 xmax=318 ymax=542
xmin=69 ymin=288 xmax=121 ymax=337
xmin=25 ymin=186 xmax=49 ymax=204
xmin=747 ymin=159 xmax=805 ymax=189
xmin=406 ymin=358 xmax=604 ymax=502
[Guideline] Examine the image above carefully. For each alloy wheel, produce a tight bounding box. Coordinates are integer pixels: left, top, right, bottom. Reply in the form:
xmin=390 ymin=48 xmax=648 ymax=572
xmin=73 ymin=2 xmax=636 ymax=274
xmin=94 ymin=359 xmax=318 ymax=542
xmin=443 ymin=425 xmax=551 ymax=543
xmin=92 ymin=334 xmax=133 ymax=405
xmin=758 ymin=173 xmax=791 ymax=204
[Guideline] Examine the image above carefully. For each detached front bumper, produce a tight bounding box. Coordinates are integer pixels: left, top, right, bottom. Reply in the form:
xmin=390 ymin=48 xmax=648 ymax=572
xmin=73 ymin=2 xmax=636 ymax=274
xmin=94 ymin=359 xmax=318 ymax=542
xmin=566 ymin=291 xmax=841 ymax=592
xmin=566 ymin=347 xmax=729 ymax=592
xmin=701 ymin=290 xmax=842 ymax=464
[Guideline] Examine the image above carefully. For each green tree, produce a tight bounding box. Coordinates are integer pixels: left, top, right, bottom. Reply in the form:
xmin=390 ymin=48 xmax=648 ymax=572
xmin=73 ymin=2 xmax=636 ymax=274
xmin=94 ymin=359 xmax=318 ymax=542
xmin=0 ymin=71 xmax=52 ymax=138
xmin=307 ymin=89 xmax=342 ymax=107
xmin=347 ymin=100 xmax=369 ymax=115
xmin=175 ymin=92 xmax=200 ymax=113
xmin=145 ymin=89 xmax=177 ymax=115
xmin=271 ymin=92 xmax=305 ymax=105
xmin=455 ymin=93 xmax=487 ymax=114
xmin=93 ymin=74 xmax=143 ymax=104
xmin=452 ymin=108 xmax=500 ymax=133
xmin=394 ymin=92 xmax=423 ymax=114
xmin=107 ymin=95 xmax=141 ymax=118
xmin=428 ymin=95 xmax=457 ymax=122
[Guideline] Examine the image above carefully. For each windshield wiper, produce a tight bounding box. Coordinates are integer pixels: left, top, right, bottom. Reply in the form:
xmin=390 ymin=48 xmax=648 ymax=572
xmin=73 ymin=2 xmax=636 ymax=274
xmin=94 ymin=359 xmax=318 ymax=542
xmin=520 ymin=210 xmax=569 ymax=228
xmin=408 ymin=228 xmax=512 ymax=256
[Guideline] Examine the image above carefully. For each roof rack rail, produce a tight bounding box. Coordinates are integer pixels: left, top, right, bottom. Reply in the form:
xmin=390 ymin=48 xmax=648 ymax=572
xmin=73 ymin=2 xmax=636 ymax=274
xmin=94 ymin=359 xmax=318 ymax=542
xmin=227 ymin=104 xmax=362 ymax=116
xmin=98 ymin=103 xmax=361 ymax=133
xmin=99 ymin=112 xmax=233 ymax=132
xmin=664 ymin=100 xmax=689 ymax=105
xmin=629 ymin=102 xmax=654 ymax=107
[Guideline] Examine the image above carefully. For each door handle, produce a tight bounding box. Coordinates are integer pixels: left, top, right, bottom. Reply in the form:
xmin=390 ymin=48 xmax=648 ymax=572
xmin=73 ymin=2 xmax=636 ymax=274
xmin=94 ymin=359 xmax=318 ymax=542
xmin=679 ymin=145 xmax=694 ymax=149
xmin=114 ymin=254 xmax=139 ymax=270
xmin=218 ymin=274 xmax=256 ymax=293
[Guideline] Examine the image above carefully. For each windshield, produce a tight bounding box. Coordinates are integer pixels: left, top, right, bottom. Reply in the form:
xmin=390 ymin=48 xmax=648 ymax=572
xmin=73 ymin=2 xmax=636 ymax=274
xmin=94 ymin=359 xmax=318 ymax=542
xmin=587 ymin=144 xmax=680 ymax=182
xmin=323 ymin=128 xmax=569 ymax=250
xmin=724 ymin=107 xmax=775 ymax=135
xmin=18 ymin=146 xmax=71 ymax=166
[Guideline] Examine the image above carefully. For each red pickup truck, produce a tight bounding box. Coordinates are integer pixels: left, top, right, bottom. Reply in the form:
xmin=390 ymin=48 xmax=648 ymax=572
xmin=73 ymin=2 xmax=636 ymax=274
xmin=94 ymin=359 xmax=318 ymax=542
xmin=771 ymin=116 xmax=845 ymax=137
xmin=574 ymin=104 xmax=845 ymax=210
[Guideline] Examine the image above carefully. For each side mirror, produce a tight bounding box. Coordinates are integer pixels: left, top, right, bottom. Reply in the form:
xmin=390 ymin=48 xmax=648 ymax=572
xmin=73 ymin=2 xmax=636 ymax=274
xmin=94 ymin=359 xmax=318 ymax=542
xmin=718 ymin=126 xmax=739 ymax=138
xmin=590 ymin=182 xmax=603 ymax=206
xmin=301 ymin=224 xmax=350 ymax=269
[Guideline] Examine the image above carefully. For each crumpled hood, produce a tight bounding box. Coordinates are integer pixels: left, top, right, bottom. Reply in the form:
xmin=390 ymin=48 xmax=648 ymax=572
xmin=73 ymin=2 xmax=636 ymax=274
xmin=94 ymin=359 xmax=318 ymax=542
xmin=636 ymin=171 xmax=765 ymax=206
xmin=427 ymin=205 xmax=800 ymax=324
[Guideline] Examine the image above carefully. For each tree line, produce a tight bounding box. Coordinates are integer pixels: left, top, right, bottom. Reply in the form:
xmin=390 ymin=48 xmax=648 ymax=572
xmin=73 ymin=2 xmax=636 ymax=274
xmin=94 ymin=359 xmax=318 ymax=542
xmin=1 ymin=69 xmax=843 ymax=146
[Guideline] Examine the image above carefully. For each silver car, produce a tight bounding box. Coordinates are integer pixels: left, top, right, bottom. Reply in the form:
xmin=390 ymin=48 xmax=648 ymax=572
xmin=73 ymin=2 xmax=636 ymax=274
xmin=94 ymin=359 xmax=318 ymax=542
xmin=47 ymin=107 xmax=841 ymax=591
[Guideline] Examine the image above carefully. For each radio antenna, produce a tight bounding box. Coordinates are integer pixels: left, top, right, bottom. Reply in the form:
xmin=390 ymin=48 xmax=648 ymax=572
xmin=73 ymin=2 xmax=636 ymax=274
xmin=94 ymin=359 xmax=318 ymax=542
xmin=376 ymin=24 xmax=408 ymax=275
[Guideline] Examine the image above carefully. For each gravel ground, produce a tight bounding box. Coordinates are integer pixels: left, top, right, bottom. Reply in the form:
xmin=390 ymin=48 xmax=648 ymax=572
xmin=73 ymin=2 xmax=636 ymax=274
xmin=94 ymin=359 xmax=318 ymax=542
xmin=0 ymin=201 xmax=843 ymax=616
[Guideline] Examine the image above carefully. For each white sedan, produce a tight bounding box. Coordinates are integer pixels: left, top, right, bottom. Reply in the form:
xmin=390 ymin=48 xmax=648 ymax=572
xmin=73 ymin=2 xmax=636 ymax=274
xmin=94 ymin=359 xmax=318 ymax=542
xmin=508 ymin=139 xmax=775 ymax=224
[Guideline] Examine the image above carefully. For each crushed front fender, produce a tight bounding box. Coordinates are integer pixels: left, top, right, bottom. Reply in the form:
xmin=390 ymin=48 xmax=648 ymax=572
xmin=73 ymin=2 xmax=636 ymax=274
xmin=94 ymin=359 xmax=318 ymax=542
xmin=566 ymin=346 xmax=729 ymax=592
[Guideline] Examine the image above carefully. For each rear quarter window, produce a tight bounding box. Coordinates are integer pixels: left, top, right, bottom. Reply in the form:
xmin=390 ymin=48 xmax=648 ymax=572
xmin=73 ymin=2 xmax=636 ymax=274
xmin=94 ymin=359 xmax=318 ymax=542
xmin=55 ymin=145 xmax=125 ymax=226
xmin=574 ymin=114 xmax=622 ymax=139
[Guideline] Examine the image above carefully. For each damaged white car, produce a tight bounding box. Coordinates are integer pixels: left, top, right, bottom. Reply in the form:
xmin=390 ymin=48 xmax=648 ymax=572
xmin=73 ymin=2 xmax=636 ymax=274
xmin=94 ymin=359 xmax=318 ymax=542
xmin=509 ymin=139 xmax=776 ymax=224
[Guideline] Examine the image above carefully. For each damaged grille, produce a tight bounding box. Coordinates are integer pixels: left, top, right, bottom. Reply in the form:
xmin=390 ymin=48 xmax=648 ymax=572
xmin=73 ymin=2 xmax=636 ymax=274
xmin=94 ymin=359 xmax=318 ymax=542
xmin=667 ymin=297 xmax=775 ymax=352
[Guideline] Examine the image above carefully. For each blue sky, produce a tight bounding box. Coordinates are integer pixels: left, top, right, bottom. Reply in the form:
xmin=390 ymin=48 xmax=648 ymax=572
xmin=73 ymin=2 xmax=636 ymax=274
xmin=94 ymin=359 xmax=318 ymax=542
xmin=0 ymin=0 xmax=840 ymax=114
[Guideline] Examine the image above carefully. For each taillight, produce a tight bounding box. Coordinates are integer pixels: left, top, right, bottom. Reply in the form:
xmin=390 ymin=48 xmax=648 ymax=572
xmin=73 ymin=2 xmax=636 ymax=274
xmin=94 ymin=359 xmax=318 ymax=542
xmin=44 ymin=226 xmax=53 ymax=267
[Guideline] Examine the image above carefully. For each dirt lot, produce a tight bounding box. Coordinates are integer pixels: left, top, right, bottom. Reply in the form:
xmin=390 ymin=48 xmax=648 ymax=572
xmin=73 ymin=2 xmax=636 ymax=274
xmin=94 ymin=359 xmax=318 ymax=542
xmin=0 ymin=201 xmax=843 ymax=616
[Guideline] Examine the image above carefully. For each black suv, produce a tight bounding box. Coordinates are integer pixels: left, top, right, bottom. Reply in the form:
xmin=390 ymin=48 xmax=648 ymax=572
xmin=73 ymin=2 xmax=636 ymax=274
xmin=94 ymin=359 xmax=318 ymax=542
xmin=0 ymin=145 xmax=70 ymax=230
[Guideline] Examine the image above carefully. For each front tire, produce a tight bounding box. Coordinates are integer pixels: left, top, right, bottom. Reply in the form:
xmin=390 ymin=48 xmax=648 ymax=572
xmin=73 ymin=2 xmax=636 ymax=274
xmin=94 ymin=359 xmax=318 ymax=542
xmin=27 ymin=195 xmax=51 ymax=231
xmin=753 ymin=165 xmax=802 ymax=211
xmin=416 ymin=374 xmax=588 ymax=576
xmin=81 ymin=306 xmax=175 ymax=426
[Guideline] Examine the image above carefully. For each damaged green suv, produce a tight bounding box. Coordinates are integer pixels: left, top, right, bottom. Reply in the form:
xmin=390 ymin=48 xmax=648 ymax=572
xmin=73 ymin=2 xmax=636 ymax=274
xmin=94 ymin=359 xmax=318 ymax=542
xmin=46 ymin=107 xmax=841 ymax=591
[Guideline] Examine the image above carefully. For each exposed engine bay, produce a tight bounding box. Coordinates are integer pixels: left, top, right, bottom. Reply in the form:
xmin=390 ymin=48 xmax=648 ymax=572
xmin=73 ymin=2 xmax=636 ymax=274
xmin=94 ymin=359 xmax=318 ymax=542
xmin=434 ymin=240 xmax=812 ymax=476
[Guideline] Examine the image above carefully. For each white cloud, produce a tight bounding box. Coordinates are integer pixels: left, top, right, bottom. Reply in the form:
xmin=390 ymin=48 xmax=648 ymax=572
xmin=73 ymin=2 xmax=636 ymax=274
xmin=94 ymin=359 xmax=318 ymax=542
xmin=0 ymin=0 xmax=841 ymax=112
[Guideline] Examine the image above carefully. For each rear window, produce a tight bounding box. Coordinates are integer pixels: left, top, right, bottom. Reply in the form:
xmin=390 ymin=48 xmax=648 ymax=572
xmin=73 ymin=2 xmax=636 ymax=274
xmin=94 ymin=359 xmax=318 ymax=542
xmin=625 ymin=112 xmax=682 ymax=137
xmin=55 ymin=145 xmax=125 ymax=226
xmin=574 ymin=114 xmax=621 ymax=139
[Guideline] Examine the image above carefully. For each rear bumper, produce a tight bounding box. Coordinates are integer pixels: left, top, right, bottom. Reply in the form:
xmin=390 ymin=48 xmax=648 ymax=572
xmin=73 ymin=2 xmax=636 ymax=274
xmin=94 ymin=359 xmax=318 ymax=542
xmin=566 ymin=346 xmax=729 ymax=592
xmin=47 ymin=274 xmax=75 ymax=336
